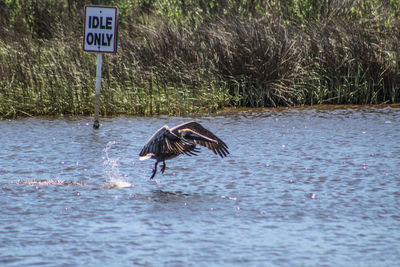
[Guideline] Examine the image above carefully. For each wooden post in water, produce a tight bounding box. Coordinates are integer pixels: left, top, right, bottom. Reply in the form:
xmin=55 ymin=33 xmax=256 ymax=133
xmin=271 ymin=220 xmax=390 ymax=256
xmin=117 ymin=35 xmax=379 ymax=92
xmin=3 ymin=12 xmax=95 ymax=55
xmin=93 ymin=53 xmax=102 ymax=129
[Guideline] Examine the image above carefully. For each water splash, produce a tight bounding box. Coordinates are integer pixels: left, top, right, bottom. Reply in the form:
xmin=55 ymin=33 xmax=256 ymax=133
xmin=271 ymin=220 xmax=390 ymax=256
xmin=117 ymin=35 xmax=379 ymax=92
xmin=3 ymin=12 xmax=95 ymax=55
xmin=103 ymin=141 xmax=132 ymax=188
xmin=15 ymin=179 xmax=86 ymax=186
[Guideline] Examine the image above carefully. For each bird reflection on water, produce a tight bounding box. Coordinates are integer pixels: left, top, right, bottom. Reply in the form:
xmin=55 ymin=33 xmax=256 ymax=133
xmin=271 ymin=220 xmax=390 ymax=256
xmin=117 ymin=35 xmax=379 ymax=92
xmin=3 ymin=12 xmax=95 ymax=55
xmin=149 ymin=189 xmax=192 ymax=203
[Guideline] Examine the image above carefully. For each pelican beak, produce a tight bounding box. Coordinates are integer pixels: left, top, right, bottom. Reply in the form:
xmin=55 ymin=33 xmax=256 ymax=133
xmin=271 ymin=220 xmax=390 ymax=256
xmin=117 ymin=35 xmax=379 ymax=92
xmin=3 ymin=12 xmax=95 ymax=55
xmin=139 ymin=154 xmax=154 ymax=161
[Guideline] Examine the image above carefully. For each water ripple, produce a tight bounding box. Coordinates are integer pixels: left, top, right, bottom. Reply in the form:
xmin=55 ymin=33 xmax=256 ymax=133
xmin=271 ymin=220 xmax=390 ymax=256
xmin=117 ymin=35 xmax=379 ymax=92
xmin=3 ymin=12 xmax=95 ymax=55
xmin=0 ymin=107 xmax=400 ymax=266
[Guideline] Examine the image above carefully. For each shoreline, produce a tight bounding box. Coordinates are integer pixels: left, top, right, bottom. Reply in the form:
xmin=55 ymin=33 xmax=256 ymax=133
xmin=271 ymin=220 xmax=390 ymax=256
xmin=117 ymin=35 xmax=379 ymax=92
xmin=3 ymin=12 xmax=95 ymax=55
xmin=2 ymin=103 xmax=399 ymax=121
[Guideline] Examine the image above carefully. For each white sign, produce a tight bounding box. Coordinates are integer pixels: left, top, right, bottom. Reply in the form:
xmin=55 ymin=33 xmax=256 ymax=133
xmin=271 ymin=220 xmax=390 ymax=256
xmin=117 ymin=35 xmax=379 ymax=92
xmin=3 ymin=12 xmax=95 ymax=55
xmin=83 ymin=5 xmax=118 ymax=53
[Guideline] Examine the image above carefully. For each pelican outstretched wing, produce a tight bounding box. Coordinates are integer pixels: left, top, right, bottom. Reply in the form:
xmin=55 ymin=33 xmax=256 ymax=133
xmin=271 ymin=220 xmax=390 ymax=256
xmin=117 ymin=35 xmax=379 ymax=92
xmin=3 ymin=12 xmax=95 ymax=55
xmin=139 ymin=126 xmax=198 ymax=160
xmin=170 ymin=121 xmax=229 ymax=158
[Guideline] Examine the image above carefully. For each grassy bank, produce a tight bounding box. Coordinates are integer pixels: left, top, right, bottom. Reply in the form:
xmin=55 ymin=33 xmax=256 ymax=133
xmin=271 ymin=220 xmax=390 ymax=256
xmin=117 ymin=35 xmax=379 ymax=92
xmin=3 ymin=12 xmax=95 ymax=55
xmin=1 ymin=0 xmax=399 ymax=118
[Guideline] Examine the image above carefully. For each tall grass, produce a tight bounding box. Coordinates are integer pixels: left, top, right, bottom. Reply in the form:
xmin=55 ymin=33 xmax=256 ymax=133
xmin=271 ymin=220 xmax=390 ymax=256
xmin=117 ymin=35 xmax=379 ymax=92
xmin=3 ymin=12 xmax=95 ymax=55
xmin=303 ymin=14 xmax=400 ymax=105
xmin=0 ymin=0 xmax=399 ymax=118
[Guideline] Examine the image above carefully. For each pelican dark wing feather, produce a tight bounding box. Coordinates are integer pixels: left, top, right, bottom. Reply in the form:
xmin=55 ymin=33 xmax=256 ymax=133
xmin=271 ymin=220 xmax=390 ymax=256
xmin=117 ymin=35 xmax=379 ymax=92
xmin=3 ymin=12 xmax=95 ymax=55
xmin=139 ymin=121 xmax=229 ymax=179
xmin=139 ymin=126 xmax=198 ymax=159
xmin=170 ymin=121 xmax=229 ymax=158
xmin=139 ymin=126 xmax=169 ymax=158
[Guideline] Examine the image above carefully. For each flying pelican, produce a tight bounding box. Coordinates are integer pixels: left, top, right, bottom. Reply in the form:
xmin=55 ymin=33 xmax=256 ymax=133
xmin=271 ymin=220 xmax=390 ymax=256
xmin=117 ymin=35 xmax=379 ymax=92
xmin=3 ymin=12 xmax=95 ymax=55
xmin=139 ymin=121 xmax=229 ymax=179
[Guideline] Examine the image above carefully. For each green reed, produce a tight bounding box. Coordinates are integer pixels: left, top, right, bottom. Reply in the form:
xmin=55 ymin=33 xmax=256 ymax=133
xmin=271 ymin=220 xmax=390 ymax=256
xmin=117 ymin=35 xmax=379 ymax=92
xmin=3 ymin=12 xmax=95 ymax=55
xmin=0 ymin=0 xmax=399 ymax=118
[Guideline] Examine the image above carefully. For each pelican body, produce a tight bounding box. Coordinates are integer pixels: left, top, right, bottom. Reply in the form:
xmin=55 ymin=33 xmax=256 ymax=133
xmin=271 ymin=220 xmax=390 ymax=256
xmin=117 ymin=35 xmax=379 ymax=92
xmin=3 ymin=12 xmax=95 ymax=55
xmin=139 ymin=121 xmax=229 ymax=179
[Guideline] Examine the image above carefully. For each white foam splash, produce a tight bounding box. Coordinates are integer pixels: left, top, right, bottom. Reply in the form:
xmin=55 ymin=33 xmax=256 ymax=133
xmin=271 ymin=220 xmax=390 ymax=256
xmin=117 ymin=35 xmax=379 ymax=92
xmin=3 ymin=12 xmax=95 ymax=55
xmin=103 ymin=141 xmax=132 ymax=188
xmin=15 ymin=179 xmax=86 ymax=186
xmin=107 ymin=178 xmax=132 ymax=188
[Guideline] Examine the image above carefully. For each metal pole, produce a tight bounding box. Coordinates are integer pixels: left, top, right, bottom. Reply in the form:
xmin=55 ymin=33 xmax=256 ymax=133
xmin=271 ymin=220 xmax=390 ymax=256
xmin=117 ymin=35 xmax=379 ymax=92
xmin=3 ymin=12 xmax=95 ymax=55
xmin=93 ymin=53 xmax=102 ymax=129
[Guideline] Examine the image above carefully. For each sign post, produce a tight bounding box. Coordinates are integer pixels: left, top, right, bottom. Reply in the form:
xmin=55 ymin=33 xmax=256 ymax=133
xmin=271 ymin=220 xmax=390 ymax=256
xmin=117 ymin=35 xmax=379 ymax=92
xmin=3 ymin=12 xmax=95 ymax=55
xmin=83 ymin=5 xmax=118 ymax=129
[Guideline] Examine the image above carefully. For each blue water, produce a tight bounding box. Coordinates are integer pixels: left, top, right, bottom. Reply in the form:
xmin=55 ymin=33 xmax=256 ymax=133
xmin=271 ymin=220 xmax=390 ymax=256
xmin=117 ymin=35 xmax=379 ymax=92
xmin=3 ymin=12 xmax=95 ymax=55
xmin=1 ymin=107 xmax=399 ymax=266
